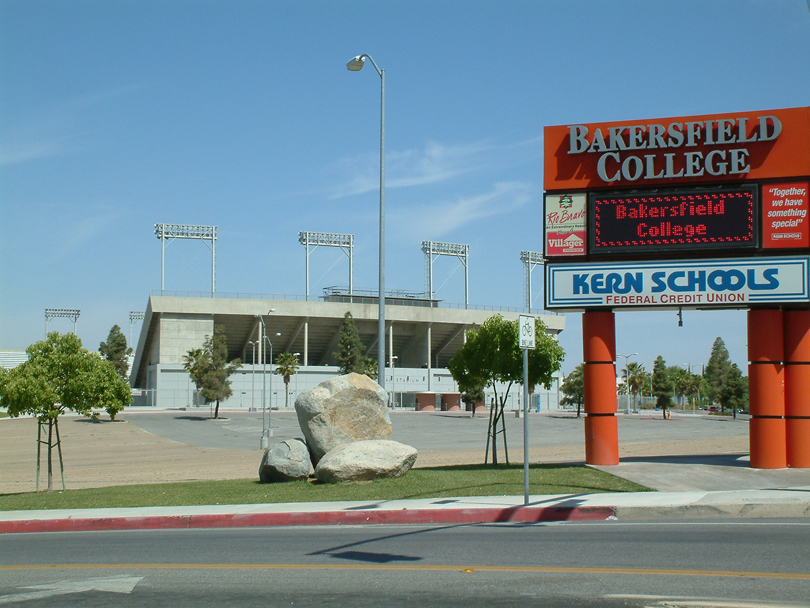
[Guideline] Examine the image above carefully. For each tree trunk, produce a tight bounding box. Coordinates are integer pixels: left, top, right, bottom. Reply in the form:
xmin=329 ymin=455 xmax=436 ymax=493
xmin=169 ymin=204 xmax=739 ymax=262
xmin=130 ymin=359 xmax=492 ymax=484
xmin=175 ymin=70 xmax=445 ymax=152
xmin=576 ymin=401 xmax=581 ymax=418
xmin=214 ymin=400 xmax=220 ymax=419
xmin=47 ymin=418 xmax=53 ymax=493
xmin=285 ymin=378 xmax=290 ymax=409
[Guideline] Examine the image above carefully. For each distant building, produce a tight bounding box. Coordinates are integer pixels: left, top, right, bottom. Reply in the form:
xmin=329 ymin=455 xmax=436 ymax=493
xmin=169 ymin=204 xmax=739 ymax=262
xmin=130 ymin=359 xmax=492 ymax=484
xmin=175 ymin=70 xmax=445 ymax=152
xmin=0 ymin=351 xmax=27 ymax=370
xmin=130 ymin=293 xmax=565 ymax=411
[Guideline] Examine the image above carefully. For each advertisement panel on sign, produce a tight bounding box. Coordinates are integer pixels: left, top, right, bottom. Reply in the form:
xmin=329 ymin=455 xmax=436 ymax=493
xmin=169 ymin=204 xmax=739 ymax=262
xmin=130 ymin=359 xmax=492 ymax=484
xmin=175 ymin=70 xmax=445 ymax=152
xmin=590 ymin=186 xmax=757 ymax=255
xmin=544 ymin=106 xmax=810 ymax=191
xmin=545 ymin=256 xmax=810 ymax=310
xmin=545 ymin=193 xmax=586 ymax=256
xmin=762 ymin=182 xmax=810 ymax=249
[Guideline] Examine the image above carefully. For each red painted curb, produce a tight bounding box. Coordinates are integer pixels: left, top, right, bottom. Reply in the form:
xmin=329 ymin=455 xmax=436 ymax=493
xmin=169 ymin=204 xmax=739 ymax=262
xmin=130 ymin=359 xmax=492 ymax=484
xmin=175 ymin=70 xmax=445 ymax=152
xmin=0 ymin=505 xmax=615 ymax=534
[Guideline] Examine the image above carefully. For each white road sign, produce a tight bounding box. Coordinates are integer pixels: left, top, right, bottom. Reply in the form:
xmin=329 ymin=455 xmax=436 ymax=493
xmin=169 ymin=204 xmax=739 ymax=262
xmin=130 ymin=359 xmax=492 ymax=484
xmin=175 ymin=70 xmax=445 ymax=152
xmin=519 ymin=315 xmax=535 ymax=349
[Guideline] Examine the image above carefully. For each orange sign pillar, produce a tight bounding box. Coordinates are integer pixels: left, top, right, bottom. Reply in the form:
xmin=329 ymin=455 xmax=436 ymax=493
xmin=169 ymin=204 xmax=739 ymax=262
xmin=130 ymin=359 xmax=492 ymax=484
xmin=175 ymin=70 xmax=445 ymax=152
xmin=784 ymin=310 xmax=810 ymax=468
xmin=582 ymin=311 xmax=619 ymax=465
xmin=747 ymin=309 xmax=786 ymax=469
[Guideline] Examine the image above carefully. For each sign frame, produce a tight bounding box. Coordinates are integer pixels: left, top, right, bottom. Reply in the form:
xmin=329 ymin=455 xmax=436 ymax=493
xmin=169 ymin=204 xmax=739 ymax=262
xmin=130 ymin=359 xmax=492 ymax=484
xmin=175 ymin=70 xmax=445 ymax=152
xmin=545 ymin=256 xmax=810 ymax=311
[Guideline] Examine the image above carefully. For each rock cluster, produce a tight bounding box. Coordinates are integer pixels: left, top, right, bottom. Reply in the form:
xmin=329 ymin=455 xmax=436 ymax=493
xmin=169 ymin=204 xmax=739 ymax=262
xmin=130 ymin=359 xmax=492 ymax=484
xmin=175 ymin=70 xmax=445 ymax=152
xmin=257 ymin=373 xmax=417 ymax=484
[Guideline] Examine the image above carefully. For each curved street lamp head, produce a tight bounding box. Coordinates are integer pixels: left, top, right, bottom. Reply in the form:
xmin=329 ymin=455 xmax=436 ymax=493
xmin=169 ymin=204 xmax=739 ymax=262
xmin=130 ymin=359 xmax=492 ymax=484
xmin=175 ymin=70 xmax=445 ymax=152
xmin=346 ymin=55 xmax=366 ymax=71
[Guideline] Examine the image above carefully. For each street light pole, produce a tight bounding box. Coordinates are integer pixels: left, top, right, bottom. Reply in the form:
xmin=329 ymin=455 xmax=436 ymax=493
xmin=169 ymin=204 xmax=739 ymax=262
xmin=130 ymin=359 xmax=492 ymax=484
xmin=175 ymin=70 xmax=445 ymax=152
xmin=255 ymin=309 xmax=276 ymax=449
xmin=347 ymin=53 xmax=385 ymax=389
xmin=617 ymin=352 xmax=638 ymax=415
xmin=248 ymin=340 xmax=257 ymax=412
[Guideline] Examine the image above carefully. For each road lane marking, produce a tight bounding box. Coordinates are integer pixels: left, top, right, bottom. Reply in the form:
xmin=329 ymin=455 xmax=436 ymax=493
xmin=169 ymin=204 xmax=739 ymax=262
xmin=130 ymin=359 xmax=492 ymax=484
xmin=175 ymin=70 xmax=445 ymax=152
xmin=0 ymin=564 xmax=808 ymax=580
xmin=0 ymin=576 xmax=142 ymax=605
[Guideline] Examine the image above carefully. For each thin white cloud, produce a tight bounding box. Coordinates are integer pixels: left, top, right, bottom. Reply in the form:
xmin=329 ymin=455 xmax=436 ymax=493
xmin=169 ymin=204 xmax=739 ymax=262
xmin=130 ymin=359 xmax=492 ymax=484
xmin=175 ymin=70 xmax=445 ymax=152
xmin=329 ymin=136 xmax=542 ymax=199
xmin=0 ymin=83 xmax=148 ymax=166
xmin=389 ymin=181 xmax=535 ymax=239
xmin=52 ymin=209 xmax=125 ymax=260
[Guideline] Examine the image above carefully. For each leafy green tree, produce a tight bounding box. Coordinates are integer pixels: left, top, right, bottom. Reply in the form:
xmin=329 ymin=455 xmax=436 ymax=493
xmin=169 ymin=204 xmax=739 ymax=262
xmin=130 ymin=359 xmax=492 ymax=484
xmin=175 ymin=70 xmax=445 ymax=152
xmin=705 ymin=337 xmax=732 ymax=406
xmin=448 ymin=315 xmax=564 ymax=464
xmin=99 ymin=324 xmax=131 ymax=379
xmin=360 ymin=356 xmax=378 ymax=380
xmin=275 ymin=352 xmax=300 ymax=409
xmin=719 ymin=363 xmax=748 ymax=414
xmin=334 ymin=312 xmax=365 ymax=376
xmin=652 ymin=355 xmax=673 ymax=418
xmin=560 ymin=364 xmax=584 ymax=418
xmin=461 ymin=383 xmax=486 ymax=417
xmin=0 ymin=332 xmax=132 ymax=491
xmin=183 ymin=325 xmax=242 ymax=419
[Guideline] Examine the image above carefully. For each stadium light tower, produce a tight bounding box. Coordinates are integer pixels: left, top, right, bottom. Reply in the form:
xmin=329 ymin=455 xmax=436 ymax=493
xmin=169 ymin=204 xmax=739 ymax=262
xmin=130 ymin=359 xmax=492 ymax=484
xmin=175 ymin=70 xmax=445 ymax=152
xmin=347 ymin=53 xmax=386 ymax=389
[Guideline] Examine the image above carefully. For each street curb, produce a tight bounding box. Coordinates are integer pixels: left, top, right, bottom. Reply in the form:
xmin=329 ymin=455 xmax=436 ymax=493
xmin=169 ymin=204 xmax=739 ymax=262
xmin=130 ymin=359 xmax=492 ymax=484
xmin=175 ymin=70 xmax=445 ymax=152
xmin=0 ymin=505 xmax=615 ymax=534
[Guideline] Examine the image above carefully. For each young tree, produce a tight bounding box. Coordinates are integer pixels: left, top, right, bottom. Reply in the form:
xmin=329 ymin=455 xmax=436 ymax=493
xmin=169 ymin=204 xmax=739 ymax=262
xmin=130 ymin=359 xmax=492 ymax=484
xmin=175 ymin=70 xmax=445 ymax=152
xmin=99 ymin=324 xmax=131 ymax=379
xmin=183 ymin=325 xmax=242 ymax=419
xmin=275 ymin=352 xmax=300 ymax=409
xmin=652 ymin=355 xmax=673 ymax=418
xmin=719 ymin=363 xmax=748 ymax=415
xmin=448 ymin=315 xmax=564 ymax=464
xmin=705 ymin=337 xmax=732 ymax=406
xmin=560 ymin=364 xmax=584 ymax=418
xmin=334 ymin=312 xmax=365 ymax=376
xmin=0 ymin=332 xmax=132 ymax=491
xmin=461 ymin=383 xmax=486 ymax=417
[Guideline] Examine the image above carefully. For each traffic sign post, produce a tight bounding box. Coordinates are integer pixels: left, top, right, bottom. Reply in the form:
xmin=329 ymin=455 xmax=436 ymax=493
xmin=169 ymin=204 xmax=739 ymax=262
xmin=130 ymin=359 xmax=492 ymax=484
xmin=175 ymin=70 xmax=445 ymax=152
xmin=519 ymin=315 xmax=535 ymax=505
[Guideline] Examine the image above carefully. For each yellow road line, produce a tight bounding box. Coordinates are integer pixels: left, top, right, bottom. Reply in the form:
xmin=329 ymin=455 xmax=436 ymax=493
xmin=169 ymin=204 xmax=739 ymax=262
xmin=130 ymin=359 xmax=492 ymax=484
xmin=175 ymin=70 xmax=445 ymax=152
xmin=0 ymin=564 xmax=808 ymax=580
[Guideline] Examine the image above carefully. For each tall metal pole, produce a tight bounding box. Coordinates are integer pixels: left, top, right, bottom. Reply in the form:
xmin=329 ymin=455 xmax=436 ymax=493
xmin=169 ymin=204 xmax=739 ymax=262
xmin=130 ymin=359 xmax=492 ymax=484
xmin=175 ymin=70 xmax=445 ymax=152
xmin=377 ymin=66 xmax=386 ymax=389
xmin=523 ymin=348 xmax=529 ymax=506
xmin=347 ymin=54 xmax=385 ymax=388
xmin=261 ymin=319 xmax=268 ymax=449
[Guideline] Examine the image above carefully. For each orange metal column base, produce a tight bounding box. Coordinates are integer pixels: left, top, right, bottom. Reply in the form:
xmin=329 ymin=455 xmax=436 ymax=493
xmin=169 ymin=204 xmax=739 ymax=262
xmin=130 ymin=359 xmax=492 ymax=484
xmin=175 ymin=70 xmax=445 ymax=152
xmin=787 ymin=418 xmax=810 ymax=468
xmin=748 ymin=309 xmax=786 ymax=469
xmin=784 ymin=310 xmax=810 ymax=468
xmin=750 ymin=417 xmax=787 ymax=469
xmin=585 ymin=415 xmax=619 ymax=465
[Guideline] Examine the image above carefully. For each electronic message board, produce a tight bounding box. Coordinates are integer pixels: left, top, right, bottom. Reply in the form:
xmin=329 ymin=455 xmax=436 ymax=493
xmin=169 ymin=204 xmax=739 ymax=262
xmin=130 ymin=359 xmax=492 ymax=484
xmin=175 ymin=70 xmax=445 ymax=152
xmin=589 ymin=186 xmax=757 ymax=255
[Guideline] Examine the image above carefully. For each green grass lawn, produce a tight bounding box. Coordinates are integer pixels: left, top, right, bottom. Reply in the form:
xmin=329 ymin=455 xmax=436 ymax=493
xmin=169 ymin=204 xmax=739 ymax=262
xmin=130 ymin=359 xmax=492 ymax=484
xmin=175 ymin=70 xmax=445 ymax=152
xmin=0 ymin=464 xmax=650 ymax=511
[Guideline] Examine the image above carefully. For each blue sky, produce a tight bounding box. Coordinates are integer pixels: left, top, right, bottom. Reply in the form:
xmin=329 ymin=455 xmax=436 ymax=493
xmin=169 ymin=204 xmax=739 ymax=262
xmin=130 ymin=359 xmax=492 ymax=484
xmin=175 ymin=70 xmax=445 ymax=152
xmin=2 ymin=0 xmax=810 ymax=375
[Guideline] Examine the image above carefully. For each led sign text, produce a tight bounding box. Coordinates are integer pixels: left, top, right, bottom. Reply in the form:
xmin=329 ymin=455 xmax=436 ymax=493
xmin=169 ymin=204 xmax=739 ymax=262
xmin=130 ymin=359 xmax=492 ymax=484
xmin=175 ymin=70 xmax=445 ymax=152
xmin=567 ymin=116 xmax=782 ymax=184
xmin=591 ymin=188 xmax=756 ymax=254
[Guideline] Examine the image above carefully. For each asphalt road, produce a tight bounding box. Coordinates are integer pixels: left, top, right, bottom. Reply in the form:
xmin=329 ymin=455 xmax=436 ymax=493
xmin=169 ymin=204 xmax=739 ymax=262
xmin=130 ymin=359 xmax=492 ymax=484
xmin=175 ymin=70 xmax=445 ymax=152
xmin=1 ymin=520 xmax=808 ymax=607
xmin=124 ymin=410 xmax=748 ymax=452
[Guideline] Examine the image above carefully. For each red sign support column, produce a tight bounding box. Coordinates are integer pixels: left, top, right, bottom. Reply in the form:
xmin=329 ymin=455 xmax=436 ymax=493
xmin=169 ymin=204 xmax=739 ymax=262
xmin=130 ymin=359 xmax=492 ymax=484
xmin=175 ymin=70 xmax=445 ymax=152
xmin=784 ymin=310 xmax=810 ymax=468
xmin=582 ymin=311 xmax=619 ymax=465
xmin=748 ymin=309 xmax=786 ymax=469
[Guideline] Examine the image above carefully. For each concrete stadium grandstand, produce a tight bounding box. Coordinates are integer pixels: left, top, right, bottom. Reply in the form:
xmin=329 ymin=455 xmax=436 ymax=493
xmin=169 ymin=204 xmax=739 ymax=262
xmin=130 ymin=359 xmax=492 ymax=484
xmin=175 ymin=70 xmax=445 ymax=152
xmin=129 ymin=289 xmax=564 ymax=411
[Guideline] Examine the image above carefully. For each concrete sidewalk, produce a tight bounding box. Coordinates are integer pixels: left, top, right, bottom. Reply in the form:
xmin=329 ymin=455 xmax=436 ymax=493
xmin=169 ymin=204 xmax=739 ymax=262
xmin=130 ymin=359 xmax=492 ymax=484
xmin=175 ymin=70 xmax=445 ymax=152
xmin=2 ymin=487 xmax=810 ymax=534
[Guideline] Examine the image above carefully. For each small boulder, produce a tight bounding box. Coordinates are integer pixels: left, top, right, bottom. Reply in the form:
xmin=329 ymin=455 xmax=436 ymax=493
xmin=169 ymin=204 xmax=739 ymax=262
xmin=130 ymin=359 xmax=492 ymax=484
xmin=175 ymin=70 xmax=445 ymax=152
xmin=314 ymin=439 xmax=417 ymax=484
xmin=295 ymin=373 xmax=391 ymax=464
xmin=258 ymin=439 xmax=312 ymax=483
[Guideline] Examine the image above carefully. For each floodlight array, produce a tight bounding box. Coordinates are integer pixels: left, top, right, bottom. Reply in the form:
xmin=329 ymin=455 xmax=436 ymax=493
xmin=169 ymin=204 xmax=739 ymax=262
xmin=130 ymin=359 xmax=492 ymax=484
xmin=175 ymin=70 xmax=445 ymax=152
xmin=44 ymin=308 xmax=81 ymax=321
xmin=154 ymin=224 xmax=217 ymax=240
xmin=421 ymin=241 xmax=469 ymax=256
xmin=298 ymin=231 xmax=354 ymax=247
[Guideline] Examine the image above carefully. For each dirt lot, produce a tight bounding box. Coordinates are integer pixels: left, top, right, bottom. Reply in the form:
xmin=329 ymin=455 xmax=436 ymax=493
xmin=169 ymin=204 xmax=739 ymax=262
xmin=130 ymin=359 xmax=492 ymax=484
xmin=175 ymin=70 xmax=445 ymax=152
xmin=0 ymin=414 xmax=747 ymax=494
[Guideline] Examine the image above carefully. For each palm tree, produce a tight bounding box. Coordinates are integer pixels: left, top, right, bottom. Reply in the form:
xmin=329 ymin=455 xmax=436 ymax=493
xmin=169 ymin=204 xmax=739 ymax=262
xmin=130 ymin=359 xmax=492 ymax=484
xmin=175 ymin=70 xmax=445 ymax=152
xmin=624 ymin=362 xmax=646 ymax=408
xmin=275 ymin=352 xmax=300 ymax=409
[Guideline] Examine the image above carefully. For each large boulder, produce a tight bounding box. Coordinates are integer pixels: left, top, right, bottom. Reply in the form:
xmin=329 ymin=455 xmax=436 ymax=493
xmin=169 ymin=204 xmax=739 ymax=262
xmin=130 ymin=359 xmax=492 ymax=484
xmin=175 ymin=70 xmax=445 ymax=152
xmin=258 ymin=439 xmax=312 ymax=483
xmin=314 ymin=440 xmax=417 ymax=483
xmin=294 ymin=373 xmax=391 ymax=464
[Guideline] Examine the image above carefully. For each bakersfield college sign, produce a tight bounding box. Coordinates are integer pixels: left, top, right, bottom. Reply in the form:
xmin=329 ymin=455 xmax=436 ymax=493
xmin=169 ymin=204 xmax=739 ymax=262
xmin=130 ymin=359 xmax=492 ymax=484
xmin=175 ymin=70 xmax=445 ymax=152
xmin=543 ymin=106 xmax=810 ymax=310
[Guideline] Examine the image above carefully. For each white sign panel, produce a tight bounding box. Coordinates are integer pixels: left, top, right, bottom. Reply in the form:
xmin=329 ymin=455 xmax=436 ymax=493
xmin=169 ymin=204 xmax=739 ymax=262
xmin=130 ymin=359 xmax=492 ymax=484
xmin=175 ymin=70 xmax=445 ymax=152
xmin=519 ymin=315 xmax=535 ymax=349
xmin=545 ymin=256 xmax=810 ymax=310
